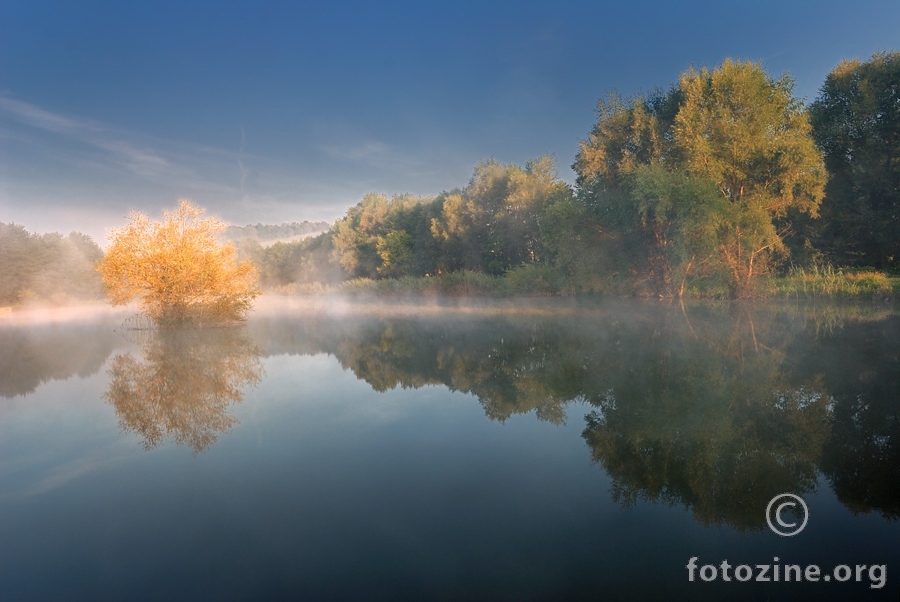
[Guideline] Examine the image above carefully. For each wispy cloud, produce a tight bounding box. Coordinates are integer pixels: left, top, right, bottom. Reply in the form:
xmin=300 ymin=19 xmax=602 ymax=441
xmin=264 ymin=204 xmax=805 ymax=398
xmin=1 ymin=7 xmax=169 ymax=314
xmin=0 ymin=95 xmax=235 ymax=190
xmin=94 ymin=139 xmax=173 ymax=178
xmin=0 ymin=96 xmax=467 ymax=239
xmin=0 ymin=96 xmax=100 ymax=134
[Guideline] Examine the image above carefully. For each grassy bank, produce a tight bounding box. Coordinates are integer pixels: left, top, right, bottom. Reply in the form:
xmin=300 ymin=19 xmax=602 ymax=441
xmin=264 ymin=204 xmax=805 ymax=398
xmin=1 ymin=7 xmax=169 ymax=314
xmin=268 ymin=264 xmax=897 ymax=301
xmin=758 ymin=265 xmax=896 ymax=300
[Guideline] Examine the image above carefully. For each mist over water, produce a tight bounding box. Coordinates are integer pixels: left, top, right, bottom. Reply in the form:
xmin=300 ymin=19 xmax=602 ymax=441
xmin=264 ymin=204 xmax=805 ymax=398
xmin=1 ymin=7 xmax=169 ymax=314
xmin=1 ymin=298 xmax=899 ymax=599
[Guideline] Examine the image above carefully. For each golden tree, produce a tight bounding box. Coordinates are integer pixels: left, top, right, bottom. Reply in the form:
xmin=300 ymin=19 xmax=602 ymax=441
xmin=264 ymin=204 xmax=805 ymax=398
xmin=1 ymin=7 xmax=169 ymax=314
xmin=99 ymin=199 xmax=260 ymax=325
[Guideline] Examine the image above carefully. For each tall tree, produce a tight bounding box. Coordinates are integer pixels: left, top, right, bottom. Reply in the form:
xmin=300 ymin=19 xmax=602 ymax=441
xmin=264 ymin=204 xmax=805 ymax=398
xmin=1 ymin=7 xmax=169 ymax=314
xmin=628 ymin=166 xmax=727 ymax=297
xmin=675 ymin=60 xmax=826 ymax=295
xmin=574 ymin=88 xmax=681 ymax=193
xmin=571 ymin=87 xmax=705 ymax=297
xmin=376 ymin=230 xmax=414 ymax=277
xmin=808 ymin=51 xmax=900 ymax=268
xmin=331 ymin=192 xmax=392 ymax=278
xmin=573 ymin=60 xmax=826 ymax=297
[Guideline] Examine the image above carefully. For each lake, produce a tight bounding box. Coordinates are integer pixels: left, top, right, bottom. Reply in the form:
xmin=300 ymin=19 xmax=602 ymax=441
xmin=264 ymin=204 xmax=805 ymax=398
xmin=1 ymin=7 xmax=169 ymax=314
xmin=1 ymin=298 xmax=898 ymax=601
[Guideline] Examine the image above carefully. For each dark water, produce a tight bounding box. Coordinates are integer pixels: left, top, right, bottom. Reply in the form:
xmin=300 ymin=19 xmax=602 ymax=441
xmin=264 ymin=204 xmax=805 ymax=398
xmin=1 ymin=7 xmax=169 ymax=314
xmin=1 ymin=299 xmax=898 ymax=601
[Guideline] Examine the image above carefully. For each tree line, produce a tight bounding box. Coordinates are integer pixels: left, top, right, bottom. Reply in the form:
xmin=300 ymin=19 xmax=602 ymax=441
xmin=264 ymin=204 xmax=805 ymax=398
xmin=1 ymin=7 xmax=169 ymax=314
xmin=2 ymin=52 xmax=896 ymax=304
xmin=251 ymin=53 xmax=898 ymax=298
xmin=0 ymin=223 xmax=105 ymax=305
xmin=221 ymin=220 xmax=330 ymax=243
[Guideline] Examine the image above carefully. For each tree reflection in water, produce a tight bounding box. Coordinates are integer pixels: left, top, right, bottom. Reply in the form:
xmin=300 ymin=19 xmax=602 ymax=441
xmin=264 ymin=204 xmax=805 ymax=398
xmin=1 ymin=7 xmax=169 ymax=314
xmin=580 ymin=305 xmax=832 ymax=531
xmin=249 ymin=301 xmax=898 ymax=530
xmin=15 ymin=300 xmax=894 ymax=527
xmin=104 ymin=327 xmax=263 ymax=453
xmin=793 ymin=315 xmax=900 ymax=520
xmin=0 ymin=323 xmax=121 ymax=397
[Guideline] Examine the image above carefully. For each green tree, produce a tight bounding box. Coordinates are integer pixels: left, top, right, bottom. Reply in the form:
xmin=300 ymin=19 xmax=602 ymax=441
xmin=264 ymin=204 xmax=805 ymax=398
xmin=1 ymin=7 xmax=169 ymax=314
xmin=331 ymin=192 xmax=390 ymax=278
xmin=808 ymin=51 xmax=900 ymax=268
xmin=376 ymin=230 xmax=414 ymax=277
xmin=628 ymin=166 xmax=727 ymax=296
xmin=674 ymin=60 xmax=826 ymax=296
xmin=571 ymin=87 xmax=712 ymax=296
xmin=241 ymin=231 xmax=347 ymax=289
xmin=332 ymin=193 xmax=439 ymax=278
xmin=431 ymin=156 xmax=567 ymax=275
xmin=429 ymin=190 xmax=488 ymax=273
xmin=574 ymin=88 xmax=681 ymax=193
xmin=573 ymin=60 xmax=826 ymax=297
xmin=329 ymin=158 xmax=567 ymax=283
xmin=539 ymin=193 xmax=610 ymax=294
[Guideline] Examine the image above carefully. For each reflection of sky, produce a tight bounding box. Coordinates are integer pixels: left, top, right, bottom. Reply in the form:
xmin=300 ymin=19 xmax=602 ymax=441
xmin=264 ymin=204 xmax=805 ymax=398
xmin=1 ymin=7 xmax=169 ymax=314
xmin=2 ymin=1 xmax=899 ymax=243
xmin=0 ymin=341 xmax=897 ymax=599
xmin=0 ymin=374 xmax=129 ymax=497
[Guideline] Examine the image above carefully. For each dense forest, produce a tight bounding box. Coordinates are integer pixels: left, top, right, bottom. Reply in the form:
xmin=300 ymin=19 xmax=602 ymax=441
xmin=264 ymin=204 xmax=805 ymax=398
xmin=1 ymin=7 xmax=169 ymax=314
xmin=1 ymin=53 xmax=897 ymax=304
xmin=247 ymin=53 xmax=900 ymax=299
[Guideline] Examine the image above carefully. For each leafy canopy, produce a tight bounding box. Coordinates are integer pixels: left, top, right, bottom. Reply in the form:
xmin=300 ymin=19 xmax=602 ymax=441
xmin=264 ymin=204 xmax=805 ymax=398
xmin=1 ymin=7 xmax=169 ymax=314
xmin=573 ymin=59 xmax=826 ymax=297
xmin=98 ymin=199 xmax=259 ymax=324
xmin=808 ymin=51 xmax=900 ymax=268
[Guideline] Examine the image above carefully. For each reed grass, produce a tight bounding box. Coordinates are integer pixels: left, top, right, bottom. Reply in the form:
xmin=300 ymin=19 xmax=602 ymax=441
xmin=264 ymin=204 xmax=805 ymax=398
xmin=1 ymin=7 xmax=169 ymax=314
xmin=763 ymin=264 xmax=894 ymax=300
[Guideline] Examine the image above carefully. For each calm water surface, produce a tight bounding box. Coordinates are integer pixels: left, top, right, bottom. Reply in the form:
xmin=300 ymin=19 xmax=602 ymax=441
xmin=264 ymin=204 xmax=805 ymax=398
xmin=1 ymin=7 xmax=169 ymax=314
xmin=1 ymin=299 xmax=898 ymax=601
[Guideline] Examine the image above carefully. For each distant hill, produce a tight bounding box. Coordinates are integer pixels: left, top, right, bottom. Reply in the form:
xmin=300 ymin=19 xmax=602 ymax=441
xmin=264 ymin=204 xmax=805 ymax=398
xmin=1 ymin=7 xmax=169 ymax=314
xmin=221 ymin=221 xmax=330 ymax=246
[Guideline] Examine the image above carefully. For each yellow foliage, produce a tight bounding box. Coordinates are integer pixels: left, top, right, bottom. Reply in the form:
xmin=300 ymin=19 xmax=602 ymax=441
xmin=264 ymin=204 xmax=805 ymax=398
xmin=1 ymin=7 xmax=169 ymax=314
xmin=98 ymin=199 xmax=260 ymax=325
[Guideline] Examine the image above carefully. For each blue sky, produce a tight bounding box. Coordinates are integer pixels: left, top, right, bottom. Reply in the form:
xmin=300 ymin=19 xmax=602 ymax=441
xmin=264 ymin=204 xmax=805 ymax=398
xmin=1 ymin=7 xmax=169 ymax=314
xmin=1 ymin=0 xmax=898 ymax=243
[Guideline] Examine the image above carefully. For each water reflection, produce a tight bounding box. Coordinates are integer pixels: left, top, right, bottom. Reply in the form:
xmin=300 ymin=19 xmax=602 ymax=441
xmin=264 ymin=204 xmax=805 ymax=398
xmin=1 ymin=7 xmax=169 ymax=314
xmin=801 ymin=316 xmax=900 ymax=520
xmin=0 ymin=323 xmax=121 ymax=397
xmin=249 ymin=301 xmax=898 ymax=530
xmin=104 ymin=328 xmax=264 ymax=453
xmin=579 ymin=306 xmax=831 ymax=532
xmin=5 ymin=300 xmax=896 ymax=530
